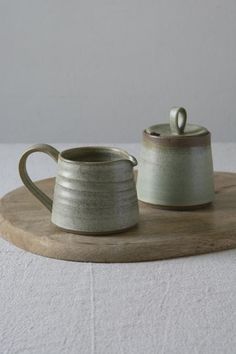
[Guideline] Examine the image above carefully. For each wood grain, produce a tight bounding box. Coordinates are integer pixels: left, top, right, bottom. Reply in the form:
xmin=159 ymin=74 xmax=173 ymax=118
xmin=0 ymin=172 xmax=236 ymax=262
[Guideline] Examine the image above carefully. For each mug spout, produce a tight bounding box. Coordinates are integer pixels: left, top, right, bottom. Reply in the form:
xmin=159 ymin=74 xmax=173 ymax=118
xmin=128 ymin=154 xmax=138 ymax=167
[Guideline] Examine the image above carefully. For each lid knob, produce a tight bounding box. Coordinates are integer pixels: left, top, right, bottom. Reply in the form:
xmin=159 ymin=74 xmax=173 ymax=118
xmin=170 ymin=107 xmax=187 ymax=135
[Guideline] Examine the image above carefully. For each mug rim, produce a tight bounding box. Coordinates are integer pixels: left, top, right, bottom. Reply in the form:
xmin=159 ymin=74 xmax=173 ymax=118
xmin=59 ymin=146 xmax=136 ymax=165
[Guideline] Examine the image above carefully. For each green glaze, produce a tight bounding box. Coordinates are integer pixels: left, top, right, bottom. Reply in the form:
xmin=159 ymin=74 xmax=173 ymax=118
xmin=137 ymin=107 xmax=215 ymax=209
xmin=146 ymin=107 xmax=208 ymax=137
xmin=169 ymin=107 xmax=187 ymax=135
xmin=19 ymin=144 xmax=139 ymax=234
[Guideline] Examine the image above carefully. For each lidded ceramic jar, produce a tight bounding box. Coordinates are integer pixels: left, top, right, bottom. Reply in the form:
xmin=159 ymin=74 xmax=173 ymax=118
xmin=136 ymin=107 xmax=214 ymax=209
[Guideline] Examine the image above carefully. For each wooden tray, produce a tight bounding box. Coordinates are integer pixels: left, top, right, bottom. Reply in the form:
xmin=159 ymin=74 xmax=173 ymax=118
xmin=0 ymin=172 xmax=236 ymax=262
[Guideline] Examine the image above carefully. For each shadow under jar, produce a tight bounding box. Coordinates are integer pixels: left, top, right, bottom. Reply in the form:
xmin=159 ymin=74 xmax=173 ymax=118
xmin=19 ymin=145 xmax=139 ymax=235
xmin=136 ymin=107 xmax=215 ymax=210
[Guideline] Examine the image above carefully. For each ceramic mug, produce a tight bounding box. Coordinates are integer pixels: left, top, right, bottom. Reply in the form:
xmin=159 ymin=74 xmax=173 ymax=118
xmin=137 ymin=107 xmax=215 ymax=209
xmin=19 ymin=144 xmax=139 ymax=234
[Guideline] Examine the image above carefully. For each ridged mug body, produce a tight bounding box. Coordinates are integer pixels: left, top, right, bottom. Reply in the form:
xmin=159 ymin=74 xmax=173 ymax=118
xmin=52 ymin=156 xmax=139 ymax=234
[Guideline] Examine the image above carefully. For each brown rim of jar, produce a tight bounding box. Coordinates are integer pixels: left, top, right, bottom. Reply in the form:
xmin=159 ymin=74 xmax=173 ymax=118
xmin=143 ymin=129 xmax=211 ymax=148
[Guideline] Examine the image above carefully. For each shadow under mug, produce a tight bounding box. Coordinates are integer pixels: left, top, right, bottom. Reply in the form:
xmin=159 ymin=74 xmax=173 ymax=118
xmin=19 ymin=144 xmax=139 ymax=235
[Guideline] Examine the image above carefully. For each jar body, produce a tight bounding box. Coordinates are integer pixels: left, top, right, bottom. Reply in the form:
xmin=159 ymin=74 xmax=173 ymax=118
xmin=137 ymin=133 xmax=214 ymax=209
xmin=52 ymin=158 xmax=139 ymax=234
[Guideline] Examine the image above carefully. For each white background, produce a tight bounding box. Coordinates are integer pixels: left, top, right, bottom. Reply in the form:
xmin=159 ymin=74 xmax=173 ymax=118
xmin=0 ymin=143 xmax=236 ymax=354
xmin=0 ymin=0 xmax=236 ymax=143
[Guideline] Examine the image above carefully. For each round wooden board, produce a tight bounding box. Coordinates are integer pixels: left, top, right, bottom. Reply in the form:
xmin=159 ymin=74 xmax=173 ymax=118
xmin=0 ymin=172 xmax=236 ymax=263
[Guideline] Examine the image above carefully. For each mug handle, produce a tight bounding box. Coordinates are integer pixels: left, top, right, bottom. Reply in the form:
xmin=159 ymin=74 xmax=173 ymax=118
xmin=19 ymin=144 xmax=60 ymax=212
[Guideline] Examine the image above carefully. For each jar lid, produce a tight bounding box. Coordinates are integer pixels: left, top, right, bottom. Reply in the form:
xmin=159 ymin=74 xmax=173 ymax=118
xmin=146 ymin=107 xmax=209 ymax=137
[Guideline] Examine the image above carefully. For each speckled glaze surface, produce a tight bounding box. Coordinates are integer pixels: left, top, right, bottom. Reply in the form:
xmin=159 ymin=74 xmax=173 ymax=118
xmin=19 ymin=145 xmax=139 ymax=234
xmin=137 ymin=107 xmax=215 ymax=209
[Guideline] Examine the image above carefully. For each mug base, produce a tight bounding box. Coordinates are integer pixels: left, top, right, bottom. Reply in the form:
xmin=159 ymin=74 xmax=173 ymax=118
xmin=53 ymin=222 xmax=138 ymax=236
xmin=139 ymin=200 xmax=213 ymax=211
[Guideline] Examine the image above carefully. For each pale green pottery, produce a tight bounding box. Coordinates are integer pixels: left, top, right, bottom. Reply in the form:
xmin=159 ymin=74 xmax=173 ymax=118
xmin=19 ymin=144 xmax=139 ymax=234
xmin=136 ymin=107 xmax=215 ymax=209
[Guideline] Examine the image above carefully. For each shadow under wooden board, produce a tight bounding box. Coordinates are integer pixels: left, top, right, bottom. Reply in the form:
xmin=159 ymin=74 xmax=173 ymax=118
xmin=0 ymin=172 xmax=236 ymax=263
